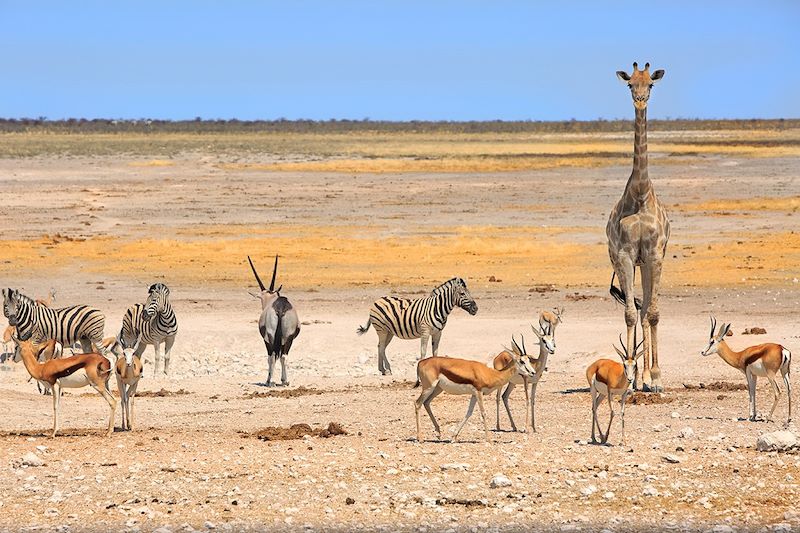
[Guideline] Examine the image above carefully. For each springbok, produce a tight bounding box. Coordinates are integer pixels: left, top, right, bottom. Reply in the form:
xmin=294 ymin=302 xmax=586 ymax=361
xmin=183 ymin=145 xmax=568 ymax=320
xmin=415 ymin=351 xmax=536 ymax=442
xmin=586 ymin=332 xmax=643 ymax=445
xmin=115 ymin=337 xmax=143 ymax=431
xmin=701 ymin=316 xmax=792 ymax=425
xmin=34 ymin=288 xmax=56 ymax=307
xmin=248 ymin=255 xmax=300 ymax=387
xmin=538 ymin=307 xmax=564 ymax=337
xmin=11 ymin=332 xmax=116 ymax=437
xmin=494 ymin=325 xmax=555 ymax=433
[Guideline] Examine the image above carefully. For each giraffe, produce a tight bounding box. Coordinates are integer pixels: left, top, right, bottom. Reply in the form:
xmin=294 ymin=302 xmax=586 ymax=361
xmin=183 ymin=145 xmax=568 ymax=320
xmin=606 ymin=62 xmax=670 ymax=393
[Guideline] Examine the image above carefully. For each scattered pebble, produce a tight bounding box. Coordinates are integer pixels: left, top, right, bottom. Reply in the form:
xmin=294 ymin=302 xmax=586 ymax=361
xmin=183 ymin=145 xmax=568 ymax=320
xmin=490 ymin=474 xmax=512 ymax=489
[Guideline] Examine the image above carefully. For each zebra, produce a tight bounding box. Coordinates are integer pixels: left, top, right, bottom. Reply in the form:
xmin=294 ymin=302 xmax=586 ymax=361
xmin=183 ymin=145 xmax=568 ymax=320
xmin=2 ymin=288 xmax=106 ymax=355
xmin=357 ymin=277 xmax=478 ymax=376
xmin=119 ymin=283 xmax=178 ymax=375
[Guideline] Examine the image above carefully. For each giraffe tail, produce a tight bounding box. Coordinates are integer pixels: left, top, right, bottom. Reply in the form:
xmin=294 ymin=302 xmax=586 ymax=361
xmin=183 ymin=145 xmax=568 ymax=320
xmin=609 ymin=272 xmax=642 ymax=310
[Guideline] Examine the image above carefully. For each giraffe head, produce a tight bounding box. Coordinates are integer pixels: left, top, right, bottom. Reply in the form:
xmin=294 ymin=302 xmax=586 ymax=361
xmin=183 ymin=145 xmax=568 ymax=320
xmin=616 ymin=62 xmax=665 ymax=110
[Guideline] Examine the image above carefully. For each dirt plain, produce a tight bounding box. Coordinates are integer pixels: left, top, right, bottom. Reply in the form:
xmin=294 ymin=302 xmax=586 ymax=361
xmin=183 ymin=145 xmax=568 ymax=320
xmin=0 ymin=126 xmax=799 ymax=532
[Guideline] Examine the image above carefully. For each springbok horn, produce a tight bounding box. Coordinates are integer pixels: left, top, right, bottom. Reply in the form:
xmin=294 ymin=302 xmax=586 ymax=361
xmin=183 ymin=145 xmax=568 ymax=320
xmin=710 ymin=315 xmax=716 ymax=338
xmin=269 ymin=255 xmax=278 ymax=292
xmin=520 ymin=334 xmax=527 ymax=356
xmin=247 ymin=256 xmax=266 ymax=291
xmin=511 ymin=335 xmax=521 ymax=355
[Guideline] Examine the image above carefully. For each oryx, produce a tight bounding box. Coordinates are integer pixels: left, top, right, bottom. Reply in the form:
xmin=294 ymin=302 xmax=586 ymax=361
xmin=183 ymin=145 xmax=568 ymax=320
xmin=248 ymin=255 xmax=300 ymax=387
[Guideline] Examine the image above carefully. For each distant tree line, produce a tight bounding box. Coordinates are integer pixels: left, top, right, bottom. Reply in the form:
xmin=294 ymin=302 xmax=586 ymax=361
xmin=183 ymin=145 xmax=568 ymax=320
xmin=0 ymin=117 xmax=796 ymax=134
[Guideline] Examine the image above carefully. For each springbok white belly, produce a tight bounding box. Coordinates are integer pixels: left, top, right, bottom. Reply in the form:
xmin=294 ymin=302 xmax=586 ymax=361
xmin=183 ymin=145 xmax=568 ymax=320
xmin=592 ymin=379 xmax=629 ymax=398
xmin=55 ymin=370 xmax=91 ymax=388
xmin=746 ymin=360 xmax=768 ymax=377
xmin=437 ymin=375 xmax=479 ymax=395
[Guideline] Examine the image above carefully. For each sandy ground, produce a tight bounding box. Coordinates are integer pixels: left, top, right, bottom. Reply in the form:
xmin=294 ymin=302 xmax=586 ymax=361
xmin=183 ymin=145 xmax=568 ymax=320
xmin=0 ymin=137 xmax=799 ymax=532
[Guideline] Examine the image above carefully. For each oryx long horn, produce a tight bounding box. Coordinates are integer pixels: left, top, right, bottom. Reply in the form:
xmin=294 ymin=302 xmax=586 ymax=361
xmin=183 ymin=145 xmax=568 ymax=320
xmin=269 ymin=255 xmax=279 ymax=292
xmin=247 ymin=256 xmax=266 ymax=291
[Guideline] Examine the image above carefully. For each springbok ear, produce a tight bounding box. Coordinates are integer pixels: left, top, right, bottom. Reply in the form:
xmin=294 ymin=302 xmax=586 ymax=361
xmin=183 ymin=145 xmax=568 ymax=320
xmin=722 ymin=323 xmax=732 ymax=337
xmin=616 ymin=71 xmax=631 ymax=82
xmin=651 ymin=69 xmax=665 ymax=82
xmin=530 ymin=324 xmax=543 ymax=339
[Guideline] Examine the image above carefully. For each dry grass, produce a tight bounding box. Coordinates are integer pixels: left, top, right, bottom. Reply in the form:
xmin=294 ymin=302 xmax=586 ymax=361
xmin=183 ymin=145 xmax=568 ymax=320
xmin=676 ymin=196 xmax=800 ymax=213
xmin=0 ymin=225 xmax=797 ymax=289
xmin=2 ymin=129 xmax=799 ymax=172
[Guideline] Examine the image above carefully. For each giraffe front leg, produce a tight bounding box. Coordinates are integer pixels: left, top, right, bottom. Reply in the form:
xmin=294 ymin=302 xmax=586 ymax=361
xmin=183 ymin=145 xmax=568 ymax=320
xmin=614 ymin=258 xmax=639 ymax=387
xmin=647 ymin=261 xmax=664 ymax=393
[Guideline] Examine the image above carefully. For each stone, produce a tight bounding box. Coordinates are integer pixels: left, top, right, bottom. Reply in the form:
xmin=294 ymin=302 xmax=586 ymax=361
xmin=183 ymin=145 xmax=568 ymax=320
xmin=580 ymin=485 xmax=597 ymax=497
xmin=757 ymin=430 xmax=798 ymax=452
xmin=679 ymin=427 xmax=694 ymax=438
xmin=602 ymin=491 xmax=615 ymax=500
xmin=204 ymin=522 xmax=216 ymax=530
xmin=22 ymin=452 xmax=44 ymax=467
xmin=642 ymin=486 xmax=659 ymax=497
xmin=440 ymin=463 xmax=469 ymax=472
xmin=490 ymin=474 xmax=512 ymax=488
xmin=662 ymin=454 xmax=682 ymax=464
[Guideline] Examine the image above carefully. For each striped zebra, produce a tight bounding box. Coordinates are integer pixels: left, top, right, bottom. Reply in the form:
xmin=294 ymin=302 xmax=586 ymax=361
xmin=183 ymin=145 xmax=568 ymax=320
xmin=119 ymin=283 xmax=178 ymax=375
xmin=357 ymin=277 xmax=478 ymax=376
xmin=2 ymin=288 xmax=106 ymax=353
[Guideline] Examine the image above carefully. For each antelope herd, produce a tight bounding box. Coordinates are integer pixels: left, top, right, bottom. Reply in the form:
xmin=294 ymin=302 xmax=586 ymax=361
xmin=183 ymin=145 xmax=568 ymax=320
xmin=0 ymin=62 xmax=795 ymax=446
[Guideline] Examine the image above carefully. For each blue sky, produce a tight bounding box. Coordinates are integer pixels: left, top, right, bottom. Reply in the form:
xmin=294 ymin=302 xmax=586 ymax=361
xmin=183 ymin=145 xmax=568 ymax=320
xmin=1 ymin=1 xmax=798 ymax=121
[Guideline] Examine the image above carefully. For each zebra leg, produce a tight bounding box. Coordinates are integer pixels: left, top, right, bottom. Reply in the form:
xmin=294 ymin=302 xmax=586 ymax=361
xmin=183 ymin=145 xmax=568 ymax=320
xmin=80 ymin=339 xmax=93 ymax=355
xmin=163 ymin=335 xmax=176 ymax=375
xmin=431 ymin=329 xmax=442 ymax=357
xmin=377 ymin=331 xmax=393 ymax=376
xmin=419 ymin=332 xmax=430 ymax=360
xmin=134 ymin=342 xmax=147 ymax=378
xmin=153 ymin=341 xmax=163 ymax=376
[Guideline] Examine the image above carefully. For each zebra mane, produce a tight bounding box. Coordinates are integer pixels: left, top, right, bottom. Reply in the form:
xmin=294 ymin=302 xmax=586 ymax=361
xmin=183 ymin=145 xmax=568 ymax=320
xmin=429 ymin=278 xmax=462 ymax=296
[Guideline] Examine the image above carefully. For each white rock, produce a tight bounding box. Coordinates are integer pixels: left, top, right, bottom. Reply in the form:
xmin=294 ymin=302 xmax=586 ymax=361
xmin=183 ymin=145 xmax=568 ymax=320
xmin=440 ymin=463 xmax=469 ymax=471
xmin=757 ymin=430 xmax=798 ymax=452
xmin=711 ymin=526 xmax=734 ymax=533
xmin=490 ymin=474 xmax=512 ymax=488
xmin=662 ymin=454 xmax=682 ymax=464
xmin=22 ymin=452 xmax=44 ymax=467
xmin=602 ymin=491 xmax=615 ymax=500
xmin=642 ymin=486 xmax=659 ymax=497
xmin=204 ymin=521 xmax=216 ymax=529
xmin=671 ymin=412 xmax=680 ymax=419
xmin=679 ymin=427 xmax=694 ymax=438
xmin=580 ymin=484 xmax=597 ymax=497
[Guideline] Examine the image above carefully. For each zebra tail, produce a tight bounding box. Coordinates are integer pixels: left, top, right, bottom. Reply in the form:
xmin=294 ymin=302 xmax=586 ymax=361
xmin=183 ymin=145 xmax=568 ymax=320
xmin=356 ymin=318 xmax=371 ymax=336
xmin=609 ymin=272 xmax=642 ymax=311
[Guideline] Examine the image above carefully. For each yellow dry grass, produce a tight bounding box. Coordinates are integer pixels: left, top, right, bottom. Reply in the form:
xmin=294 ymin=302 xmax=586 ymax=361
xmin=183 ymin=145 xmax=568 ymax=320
xmin=127 ymin=160 xmax=175 ymax=167
xmin=676 ymin=196 xmax=800 ymax=213
xmin=2 ymin=226 xmax=797 ymax=290
xmin=3 ymin=129 xmax=799 ymax=172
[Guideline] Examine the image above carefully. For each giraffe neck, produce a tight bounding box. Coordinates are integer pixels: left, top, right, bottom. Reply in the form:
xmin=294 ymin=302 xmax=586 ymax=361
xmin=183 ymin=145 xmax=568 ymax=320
xmin=627 ymin=106 xmax=652 ymax=200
